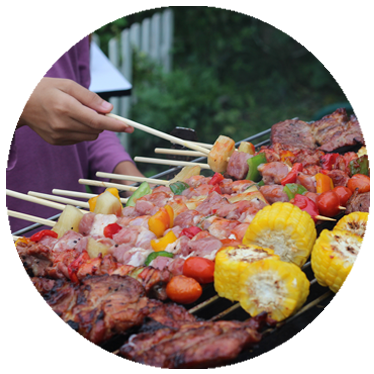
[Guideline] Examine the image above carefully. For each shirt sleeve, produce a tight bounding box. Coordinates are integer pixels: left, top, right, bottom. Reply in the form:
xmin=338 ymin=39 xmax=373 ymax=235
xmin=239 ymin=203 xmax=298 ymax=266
xmin=86 ymin=130 xmax=134 ymax=182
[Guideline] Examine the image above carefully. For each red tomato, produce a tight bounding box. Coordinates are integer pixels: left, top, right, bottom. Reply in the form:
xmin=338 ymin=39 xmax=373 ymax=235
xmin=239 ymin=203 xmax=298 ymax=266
xmin=166 ymin=275 xmax=203 ymax=304
xmin=183 ymin=257 xmax=215 ymax=284
xmin=332 ymin=186 xmax=352 ymax=207
xmin=316 ymin=191 xmax=340 ymax=217
xmin=347 ymin=174 xmax=370 ymax=194
xmin=103 ymin=223 xmax=122 ymax=238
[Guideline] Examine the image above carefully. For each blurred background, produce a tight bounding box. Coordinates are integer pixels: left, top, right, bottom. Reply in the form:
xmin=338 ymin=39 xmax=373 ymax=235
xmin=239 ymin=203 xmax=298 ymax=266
xmin=93 ymin=6 xmax=350 ymax=177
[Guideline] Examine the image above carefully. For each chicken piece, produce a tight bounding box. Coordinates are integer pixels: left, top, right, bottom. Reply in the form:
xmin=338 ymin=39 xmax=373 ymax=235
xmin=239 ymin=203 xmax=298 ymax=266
xmin=258 ymin=162 xmax=290 ymax=185
xmin=259 ymin=185 xmax=289 ymax=204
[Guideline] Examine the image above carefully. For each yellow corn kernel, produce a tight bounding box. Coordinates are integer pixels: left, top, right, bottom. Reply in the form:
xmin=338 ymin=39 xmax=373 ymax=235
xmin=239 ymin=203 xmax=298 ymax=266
xmin=243 ymin=202 xmax=316 ymax=267
xmin=238 ymin=258 xmax=310 ymax=322
xmin=214 ymin=244 xmax=280 ymax=301
xmin=311 ymin=229 xmax=362 ymax=293
xmin=334 ymin=212 xmax=368 ymax=238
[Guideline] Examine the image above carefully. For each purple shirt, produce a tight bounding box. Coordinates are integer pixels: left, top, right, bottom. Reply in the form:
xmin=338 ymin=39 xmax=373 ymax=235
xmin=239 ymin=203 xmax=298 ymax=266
xmin=7 ymin=36 xmax=133 ymax=233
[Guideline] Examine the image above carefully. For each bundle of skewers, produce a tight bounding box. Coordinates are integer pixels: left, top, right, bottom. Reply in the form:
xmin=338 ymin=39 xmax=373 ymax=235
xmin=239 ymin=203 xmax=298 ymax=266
xmin=8 ymin=107 xmax=369 ymax=368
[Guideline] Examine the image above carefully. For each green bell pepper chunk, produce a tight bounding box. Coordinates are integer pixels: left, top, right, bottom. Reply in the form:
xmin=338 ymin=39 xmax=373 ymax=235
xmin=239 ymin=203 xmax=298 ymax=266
xmin=126 ymin=181 xmax=152 ymax=207
xmin=348 ymin=155 xmax=369 ymax=177
xmin=246 ymin=153 xmax=267 ymax=182
xmin=169 ymin=181 xmax=190 ymax=195
xmin=144 ymin=251 xmax=174 ymax=266
xmin=283 ymin=183 xmax=308 ymax=200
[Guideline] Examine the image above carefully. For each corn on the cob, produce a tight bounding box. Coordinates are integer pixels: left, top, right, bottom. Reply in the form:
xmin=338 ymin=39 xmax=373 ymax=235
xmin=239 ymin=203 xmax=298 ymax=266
xmin=238 ymin=258 xmax=310 ymax=321
xmin=214 ymin=244 xmax=280 ymax=301
xmin=334 ymin=212 xmax=368 ymax=238
xmin=243 ymin=202 xmax=317 ymax=267
xmin=311 ymin=229 xmax=362 ymax=293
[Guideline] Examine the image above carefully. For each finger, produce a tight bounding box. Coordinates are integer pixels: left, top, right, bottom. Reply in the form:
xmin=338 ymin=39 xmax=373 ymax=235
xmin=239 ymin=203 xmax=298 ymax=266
xmin=59 ymin=79 xmax=113 ymax=114
xmin=68 ymin=100 xmax=135 ymax=133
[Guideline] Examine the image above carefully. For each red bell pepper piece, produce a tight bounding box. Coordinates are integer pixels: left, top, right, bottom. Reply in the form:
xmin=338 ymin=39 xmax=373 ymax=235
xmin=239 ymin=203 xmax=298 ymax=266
xmin=67 ymin=250 xmax=90 ymax=283
xmin=103 ymin=222 xmax=122 ymax=238
xmin=30 ymin=229 xmax=58 ymax=242
xmin=180 ymin=226 xmax=202 ymax=239
xmin=209 ymin=172 xmax=224 ymax=185
xmin=280 ymin=163 xmax=303 ymax=186
xmin=291 ymin=194 xmax=319 ymax=223
xmin=320 ymin=153 xmax=339 ymax=171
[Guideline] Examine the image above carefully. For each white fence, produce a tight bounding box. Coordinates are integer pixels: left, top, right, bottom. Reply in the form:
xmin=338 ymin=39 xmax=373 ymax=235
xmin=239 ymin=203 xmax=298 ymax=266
xmin=94 ymin=9 xmax=174 ymax=152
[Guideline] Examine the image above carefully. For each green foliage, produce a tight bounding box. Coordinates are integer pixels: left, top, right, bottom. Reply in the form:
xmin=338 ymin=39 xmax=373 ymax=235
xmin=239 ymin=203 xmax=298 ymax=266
xmin=95 ymin=7 xmax=348 ymax=176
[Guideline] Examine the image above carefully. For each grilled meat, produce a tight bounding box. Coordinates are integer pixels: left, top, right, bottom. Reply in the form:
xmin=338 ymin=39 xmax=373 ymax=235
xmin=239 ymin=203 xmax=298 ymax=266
xmin=18 ymin=241 xmax=172 ymax=300
xmin=345 ymin=189 xmax=370 ymax=214
xmin=119 ymin=313 xmax=270 ymax=368
xmin=32 ymin=274 xmax=163 ymax=345
xmin=270 ymin=119 xmax=317 ymax=152
xmin=311 ymin=109 xmax=364 ymax=152
xmin=6 ymin=274 xmax=55 ymax=319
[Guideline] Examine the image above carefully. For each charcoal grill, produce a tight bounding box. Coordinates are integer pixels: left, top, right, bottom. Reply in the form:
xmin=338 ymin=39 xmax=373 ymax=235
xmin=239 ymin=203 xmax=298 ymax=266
xmin=6 ymin=129 xmax=370 ymax=369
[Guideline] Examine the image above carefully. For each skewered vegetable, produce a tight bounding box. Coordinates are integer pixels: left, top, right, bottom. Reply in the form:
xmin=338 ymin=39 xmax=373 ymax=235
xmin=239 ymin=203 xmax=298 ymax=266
xmin=347 ymin=174 xmax=370 ymax=193
xmin=150 ymin=230 xmax=178 ymax=252
xmin=348 ymin=155 xmax=369 ymax=176
xmin=238 ymin=257 xmax=310 ymax=321
xmin=169 ymin=181 xmax=190 ymax=195
xmin=52 ymin=205 xmax=84 ymax=238
xmin=316 ymin=190 xmax=341 ymax=217
xmin=166 ymin=275 xmax=203 ymax=304
xmin=320 ymin=153 xmax=339 ymax=171
xmin=30 ymin=229 xmax=58 ymax=242
xmin=103 ymin=222 xmax=122 ymax=238
xmin=311 ymin=229 xmax=362 ymax=293
xmin=291 ymin=194 xmax=320 ymax=223
xmin=283 ymin=183 xmax=307 ymax=200
xmin=280 ymin=163 xmax=303 ymax=185
xmin=246 ymin=153 xmax=267 ymax=182
xmin=214 ymin=244 xmax=280 ymax=301
xmin=243 ymin=202 xmax=316 ymax=267
xmin=126 ymin=182 xmax=152 ymax=207
xmin=334 ymin=212 xmax=368 ymax=238
xmin=148 ymin=205 xmax=174 ymax=237
xmin=183 ymin=257 xmax=215 ymax=284
xmin=144 ymin=251 xmax=174 ymax=266
xmin=315 ymin=173 xmax=334 ymax=193
xmin=332 ymin=186 xmax=352 ymax=207
xmin=208 ymin=135 xmax=236 ymax=173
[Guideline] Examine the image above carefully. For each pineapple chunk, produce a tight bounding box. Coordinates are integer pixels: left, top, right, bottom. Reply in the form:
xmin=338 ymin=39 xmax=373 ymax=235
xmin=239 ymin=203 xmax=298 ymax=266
xmin=208 ymin=135 xmax=236 ymax=173
xmin=238 ymin=141 xmax=255 ymax=155
xmin=93 ymin=190 xmax=123 ymax=216
xmin=168 ymin=165 xmax=201 ymax=185
xmin=86 ymin=237 xmax=109 ymax=258
xmin=52 ymin=205 xmax=84 ymax=238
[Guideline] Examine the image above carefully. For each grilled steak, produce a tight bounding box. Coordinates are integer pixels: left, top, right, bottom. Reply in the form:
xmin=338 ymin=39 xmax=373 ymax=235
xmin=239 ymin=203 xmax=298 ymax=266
xmin=119 ymin=313 xmax=270 ymax=368
xmin=345 ymin=189 xmax=370 ymax=214
xmin=32 ymin=274 xmax=163 ymax=344
xmin=6 ymin=274 xmax=55 ymax=319
xmin=270 ymin=119 xmax=317 ymax=152
xmin=311 ymin=109 xmax=365 ymax=152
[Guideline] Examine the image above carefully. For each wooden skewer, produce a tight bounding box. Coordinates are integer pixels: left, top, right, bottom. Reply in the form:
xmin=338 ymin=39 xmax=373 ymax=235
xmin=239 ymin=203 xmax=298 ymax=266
xmin=6 ymin=189 xmax=67 ymax=211
xmin=95 ymin=172 xmax=169 ymax=186
xmin=52 ymin=189 xmax=128 ymax=204
xmin=154 ymin=148 xmax=206 ymax=157
xmin=339 ymin=206 xmax=346 ymax=210
xmin=7 ymin=210 xmax=56 ymax=227
xmin=28 ymin=191 xmax=90 ymax=210
xmin=315 ymin=215 xmax=336 ymax=222
xmin=134 ymin=156 xmax=211 ymax=170
xmin=78 ymin=179 xmax=138 ymax=192
xmin=6 ymin=234 xmax=21 ymax=242
xmin=106 ymin=113 xmax=210 ymax=156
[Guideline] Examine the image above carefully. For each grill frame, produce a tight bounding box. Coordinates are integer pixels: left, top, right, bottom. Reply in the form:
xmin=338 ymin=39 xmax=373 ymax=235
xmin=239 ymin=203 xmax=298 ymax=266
xmin=6 ymin=129 xmax=370 ymax=369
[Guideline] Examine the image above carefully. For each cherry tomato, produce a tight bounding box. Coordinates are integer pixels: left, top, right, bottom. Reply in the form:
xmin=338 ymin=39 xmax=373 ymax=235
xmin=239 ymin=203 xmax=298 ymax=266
xmin=166 ymin=275 xmax=202 ymax=304
xmin=103 ymin=223 xmax=122 ymax=238
xmin=347 ymin=174 xmax=370 ymax=194
xmin=316 ymin=190 xmax=340 ymax=217
xmin=183 ymin=257 xmax=215 ymax=284
xmin=332 ymin=186 xmax=352 ymax=207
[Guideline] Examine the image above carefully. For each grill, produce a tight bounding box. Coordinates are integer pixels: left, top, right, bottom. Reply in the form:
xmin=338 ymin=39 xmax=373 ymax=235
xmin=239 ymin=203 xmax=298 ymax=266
xmin=6 ymin=129 xmax=370 ymax=369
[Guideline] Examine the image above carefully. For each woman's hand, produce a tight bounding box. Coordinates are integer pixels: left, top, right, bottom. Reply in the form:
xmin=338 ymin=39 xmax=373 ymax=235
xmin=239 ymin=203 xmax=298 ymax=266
xmin=17 ymin=77 xmax=134 ymax=145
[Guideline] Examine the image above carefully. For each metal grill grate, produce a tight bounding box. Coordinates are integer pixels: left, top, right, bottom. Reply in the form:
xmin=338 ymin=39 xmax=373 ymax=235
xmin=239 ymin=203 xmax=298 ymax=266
xmin=6 ymin=129 xmax=370 ymax=369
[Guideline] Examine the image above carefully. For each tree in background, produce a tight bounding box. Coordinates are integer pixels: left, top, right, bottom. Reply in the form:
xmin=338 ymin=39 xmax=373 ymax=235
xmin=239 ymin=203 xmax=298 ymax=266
xmin=96 ymin=7 xmax=348 ymax=175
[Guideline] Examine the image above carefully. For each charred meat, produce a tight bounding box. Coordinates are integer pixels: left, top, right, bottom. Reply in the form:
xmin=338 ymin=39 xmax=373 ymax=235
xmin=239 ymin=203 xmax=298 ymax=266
xmin=119 ymin=313 xmax=271 ymax=368
xmin=32 ymin=274 xmax=163 ymax=345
